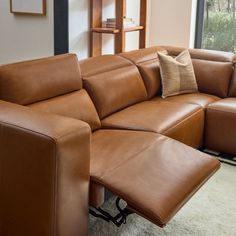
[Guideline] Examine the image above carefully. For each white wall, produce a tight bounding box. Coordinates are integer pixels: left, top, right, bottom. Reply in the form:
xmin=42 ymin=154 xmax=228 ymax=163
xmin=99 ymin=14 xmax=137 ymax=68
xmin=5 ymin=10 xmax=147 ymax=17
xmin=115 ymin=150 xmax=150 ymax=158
xmin=0 ymin=0 xmax=54 ymax=64
xmin=0 ymin=0 xmax=197 ymax=64
xmin=69 ymin=0 xmax=142 ymax=59
xmin=149 ymin=0 xmax=196 ymax=48
xmin=69 ymin=0 xmax=197 ymax=59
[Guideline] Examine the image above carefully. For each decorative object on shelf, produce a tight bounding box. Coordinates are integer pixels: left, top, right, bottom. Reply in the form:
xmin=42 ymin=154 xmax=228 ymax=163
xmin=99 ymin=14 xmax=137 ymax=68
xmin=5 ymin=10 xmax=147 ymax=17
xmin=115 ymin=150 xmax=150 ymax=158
xmin=104 ymin=17 xmax=137 ymax=28
xmin=10 ymin=0 xmax=46 ymax=15
xmin=90 ymin=0 xmax=147 ymax=57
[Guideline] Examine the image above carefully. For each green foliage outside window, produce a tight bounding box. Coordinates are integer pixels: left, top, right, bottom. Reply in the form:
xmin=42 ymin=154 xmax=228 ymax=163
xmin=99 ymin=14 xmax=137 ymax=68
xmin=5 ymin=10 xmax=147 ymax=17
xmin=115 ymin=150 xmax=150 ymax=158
xmin=202 ymin=0 xmax=236 ymax=53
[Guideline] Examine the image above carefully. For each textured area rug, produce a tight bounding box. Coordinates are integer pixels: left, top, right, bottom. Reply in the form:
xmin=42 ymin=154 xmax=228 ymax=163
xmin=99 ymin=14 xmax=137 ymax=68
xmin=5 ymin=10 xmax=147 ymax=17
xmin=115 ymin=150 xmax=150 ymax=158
xmin=89 ymin=163 xmax=236 ymax=236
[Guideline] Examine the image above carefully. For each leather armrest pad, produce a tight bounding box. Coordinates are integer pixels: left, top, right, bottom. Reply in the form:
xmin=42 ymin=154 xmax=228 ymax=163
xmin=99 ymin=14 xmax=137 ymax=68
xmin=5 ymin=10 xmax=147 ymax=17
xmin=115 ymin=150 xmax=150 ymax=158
xmin=0 ymin=100 xmax=91 ymax=140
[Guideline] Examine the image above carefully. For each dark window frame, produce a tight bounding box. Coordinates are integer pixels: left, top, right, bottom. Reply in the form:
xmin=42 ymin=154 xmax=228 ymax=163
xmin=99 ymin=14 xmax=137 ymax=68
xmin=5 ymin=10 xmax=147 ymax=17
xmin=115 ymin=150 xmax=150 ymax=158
xmin=195 ymin=0 xmax=205 ymax=48
xmin=54 ymin=0 xmax=69 ymax=55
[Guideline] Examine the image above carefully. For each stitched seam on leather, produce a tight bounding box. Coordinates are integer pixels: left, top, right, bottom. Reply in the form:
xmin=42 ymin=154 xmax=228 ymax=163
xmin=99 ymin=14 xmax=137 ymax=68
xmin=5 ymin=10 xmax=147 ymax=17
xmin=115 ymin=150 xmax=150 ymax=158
xmin=207 ymin=107 xmax=236 ymax=115
xmin=0 ymin=120 xmax=59 ymax=142
xmin=163 ymin=108 xmax=203 ymax=134
xmin=52 ymin=142 xmax=57 ymax=236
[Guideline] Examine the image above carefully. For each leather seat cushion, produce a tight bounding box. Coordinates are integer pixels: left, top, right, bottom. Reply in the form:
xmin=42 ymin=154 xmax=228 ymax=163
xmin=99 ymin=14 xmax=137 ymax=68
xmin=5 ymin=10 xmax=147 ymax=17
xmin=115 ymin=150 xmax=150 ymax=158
xmin=102 ymin=100 xmax=204 ymax=147
xmin=152 ymin=93 xmax=220 ymax=108
xmin=205 ymin=98 xmax=236 ymax=154
xmin=90 ymin=130 xmax=220 ymax=227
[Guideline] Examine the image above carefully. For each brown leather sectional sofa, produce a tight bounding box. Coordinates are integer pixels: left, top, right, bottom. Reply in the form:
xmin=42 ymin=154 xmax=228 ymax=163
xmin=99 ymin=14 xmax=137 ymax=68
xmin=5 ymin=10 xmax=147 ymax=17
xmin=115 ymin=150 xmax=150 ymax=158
xmin=0 ymin=45 xmax=235 ymax=236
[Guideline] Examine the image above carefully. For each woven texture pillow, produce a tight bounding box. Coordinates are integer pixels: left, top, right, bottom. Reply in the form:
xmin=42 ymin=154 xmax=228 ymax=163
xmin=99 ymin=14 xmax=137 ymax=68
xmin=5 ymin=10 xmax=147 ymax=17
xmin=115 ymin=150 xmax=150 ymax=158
xmin=158 ymin=50 xmax=198 ymax=98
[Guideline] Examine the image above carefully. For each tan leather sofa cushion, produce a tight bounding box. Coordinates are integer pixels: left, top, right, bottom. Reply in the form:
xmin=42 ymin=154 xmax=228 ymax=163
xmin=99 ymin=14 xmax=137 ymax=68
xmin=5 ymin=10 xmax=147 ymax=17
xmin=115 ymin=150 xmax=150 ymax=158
xmin=152 ymin=93 xmax=220 ymax=108
xmin=229 ymin=67 xmax=236 ymax=96
xmin=91 ymin=129 xmax=220 ymax=227
xmin=81 ymin=55 xmax=147 ymax=119
xmin=205 ymin=98 xmax=236 ymax=155
xmin=0 ymin=54 xmax=82 ymax=105
xmin=29 ymin=89 xmax=101 ymax=131
xmin=137 ymin=59 xmax=162 ymax=98
xmin=158 ymin=50 xmax=198 ymax=98
xmin=102 ymin=100 xmax=204 ymax=148
xmin=119 ymin=47 xmax=167 ymax=99
xmin=192 ymin=59 xmax=233 ymax=97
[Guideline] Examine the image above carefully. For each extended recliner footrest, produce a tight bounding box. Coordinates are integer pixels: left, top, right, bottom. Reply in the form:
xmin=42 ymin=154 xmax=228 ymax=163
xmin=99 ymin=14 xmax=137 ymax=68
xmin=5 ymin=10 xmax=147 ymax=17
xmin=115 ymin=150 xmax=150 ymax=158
xmin=91 ymin=134 xmax=220 ymax=227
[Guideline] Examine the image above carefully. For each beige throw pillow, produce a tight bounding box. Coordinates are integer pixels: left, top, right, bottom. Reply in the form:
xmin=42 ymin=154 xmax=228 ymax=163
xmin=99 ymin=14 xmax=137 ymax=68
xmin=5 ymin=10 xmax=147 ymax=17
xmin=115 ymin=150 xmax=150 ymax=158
xmin=158 ymin=50 xmax=198 ymax=98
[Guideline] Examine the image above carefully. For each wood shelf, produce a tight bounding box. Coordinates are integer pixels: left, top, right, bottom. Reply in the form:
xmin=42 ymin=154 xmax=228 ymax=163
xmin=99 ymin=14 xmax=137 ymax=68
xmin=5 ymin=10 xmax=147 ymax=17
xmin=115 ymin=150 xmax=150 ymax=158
xmin=90 ymin=0 xmax=147 ymax=57
xmin=124 ymin=26 xmax=144 ymax=32
xmin=91 ymin=27 xmax=120 ymax=34
xmin=91 ymin=26 xmax=144 ymax=34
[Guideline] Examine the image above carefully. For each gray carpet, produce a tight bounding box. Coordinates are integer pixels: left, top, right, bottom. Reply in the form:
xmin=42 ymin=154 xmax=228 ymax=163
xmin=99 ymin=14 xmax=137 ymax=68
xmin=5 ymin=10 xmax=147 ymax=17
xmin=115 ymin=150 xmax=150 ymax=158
xmin=89 ymin=163 xmax=236 ymax=236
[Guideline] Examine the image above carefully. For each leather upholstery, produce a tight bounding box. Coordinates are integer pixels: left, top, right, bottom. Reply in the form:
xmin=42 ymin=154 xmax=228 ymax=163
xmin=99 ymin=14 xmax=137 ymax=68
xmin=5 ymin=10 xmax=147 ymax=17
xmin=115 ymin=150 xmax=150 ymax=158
xmin=0 ymin=54 xmax=82 ymax=105
xmin=229 ymin=67 xmax=236 ymax=96
xmin=29 ymin=89 xmax=101 ymax=131
xmin=102 ymin=100 xmax=204 ymax=148
xmin=162 ymin=45 xmax=236 ymax=62
xmin=137 ymin=59 xmax=162 ymax=98
xmin=91 ymin=130 xmax=220 ymax=227
xmin=0 ymin=47 xmax=228 ymax=234
xmin=80 ymin=55 xmax=133 ymax=77
xmin=152 ymin=93 xmax=220 ymax=108
xmin=205 ymin=98 xmax=236 ymax=154
xmin=160 ymin=46 xmax=235 ymax=98
xmin=81 ymin=56 xmax=147 ymax=118
xmin=119 ymin=47 xmax=165 ymax=98
xmin=192 ymin=59 xmax=233 ymax=97
xmin=120 ymin=46 xmax=235 ymax=99
xmin=119 ymin=46 xmax=167 ymax=64
xmin=0 ymin=101 xmax=90 ymax=236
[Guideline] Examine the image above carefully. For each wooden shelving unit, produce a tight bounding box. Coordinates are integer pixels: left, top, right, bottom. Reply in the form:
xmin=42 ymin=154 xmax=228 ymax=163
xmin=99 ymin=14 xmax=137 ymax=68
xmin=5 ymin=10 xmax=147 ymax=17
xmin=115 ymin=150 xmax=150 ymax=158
xmin=90 ymin=0 xmax=147 ymax=57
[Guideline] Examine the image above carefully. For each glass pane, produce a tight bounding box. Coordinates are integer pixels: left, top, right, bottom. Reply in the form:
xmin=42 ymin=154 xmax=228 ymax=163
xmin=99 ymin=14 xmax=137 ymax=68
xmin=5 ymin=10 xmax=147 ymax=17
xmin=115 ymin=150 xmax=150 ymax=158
xmin=202 ymin=0 xmax=236 ymax=53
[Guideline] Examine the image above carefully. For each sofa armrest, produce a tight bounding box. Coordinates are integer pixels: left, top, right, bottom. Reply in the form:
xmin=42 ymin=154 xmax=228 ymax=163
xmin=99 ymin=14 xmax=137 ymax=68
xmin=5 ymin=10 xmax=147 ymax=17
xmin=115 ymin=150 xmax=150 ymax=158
xmin=0 ymin=101 xmax=90 ymax=236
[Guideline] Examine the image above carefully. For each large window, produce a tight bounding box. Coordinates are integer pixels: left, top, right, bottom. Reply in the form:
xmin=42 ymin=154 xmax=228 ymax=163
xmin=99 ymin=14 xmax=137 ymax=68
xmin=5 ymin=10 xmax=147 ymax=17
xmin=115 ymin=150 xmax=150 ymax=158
xmin=196 ymin=0 xmax=236 ymax=53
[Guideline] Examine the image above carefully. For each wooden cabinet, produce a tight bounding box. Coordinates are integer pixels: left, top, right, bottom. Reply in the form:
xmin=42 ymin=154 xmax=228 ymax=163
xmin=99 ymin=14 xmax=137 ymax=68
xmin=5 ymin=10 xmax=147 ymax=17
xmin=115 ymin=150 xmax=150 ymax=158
xmin=90 ymin=0 xmax=147 ymax=57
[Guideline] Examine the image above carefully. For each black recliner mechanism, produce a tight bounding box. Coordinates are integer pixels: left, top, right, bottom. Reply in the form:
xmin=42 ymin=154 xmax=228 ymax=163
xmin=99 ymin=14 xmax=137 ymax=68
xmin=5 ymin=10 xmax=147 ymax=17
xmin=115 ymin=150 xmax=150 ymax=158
xmin=89 ymin=197 xmax=132 ymax=227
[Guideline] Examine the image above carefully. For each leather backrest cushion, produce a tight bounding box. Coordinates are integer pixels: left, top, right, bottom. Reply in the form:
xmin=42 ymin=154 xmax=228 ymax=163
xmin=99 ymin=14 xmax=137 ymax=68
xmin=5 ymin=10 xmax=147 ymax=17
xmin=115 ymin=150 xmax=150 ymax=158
xmin=29 ymin=89 xmax=101 ymax=131
xmin=80 ymin=55 xmax=130 ymax=77
xmin=119 ymin=47 xmax=166 ymax=98
xmin=0 ymin=54 xmax=82 ymax=105
xmin=192 ymin=59 xmax=233 ymax=97
xmin=119 ymin=46 xmax=167 ymax=64
xmin=81 ymin=55 xmax=147 ymax=118
xmin=137 ymin=59 xmax=162 ymax=98
xmin=229 ymin=67 xmax=236 ymax=96
xmin=162 ymin=45 xmax=236 ymax=62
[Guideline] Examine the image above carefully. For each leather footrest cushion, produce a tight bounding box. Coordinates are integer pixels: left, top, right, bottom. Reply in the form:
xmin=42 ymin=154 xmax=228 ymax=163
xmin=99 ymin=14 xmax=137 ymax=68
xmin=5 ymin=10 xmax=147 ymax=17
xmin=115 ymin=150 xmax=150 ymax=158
xmin=91 ymin=130 xmax=220 ymax=227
